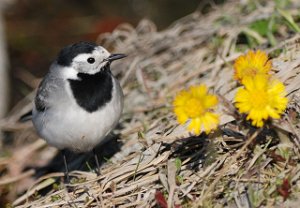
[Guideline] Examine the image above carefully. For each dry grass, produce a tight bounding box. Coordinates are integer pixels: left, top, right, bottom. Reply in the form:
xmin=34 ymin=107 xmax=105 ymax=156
xmin=2 ymin=0 xmax=300 ymax=207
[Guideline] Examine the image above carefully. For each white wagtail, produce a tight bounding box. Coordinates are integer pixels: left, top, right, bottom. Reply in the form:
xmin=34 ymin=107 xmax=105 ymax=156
xmin=24 ymin=42 xmax=126 ymax=182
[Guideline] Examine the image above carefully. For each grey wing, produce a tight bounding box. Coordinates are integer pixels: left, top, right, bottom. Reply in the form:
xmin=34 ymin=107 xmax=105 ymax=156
xmin=34 ymin=65 xmax=65 ymax=112
xmin=35 ymin=76 xmax=50 ymax=112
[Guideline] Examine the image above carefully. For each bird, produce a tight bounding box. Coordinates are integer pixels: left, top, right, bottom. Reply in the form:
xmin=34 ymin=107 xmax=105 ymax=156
xmin=26 ymin=41 xmax=126 ymax=183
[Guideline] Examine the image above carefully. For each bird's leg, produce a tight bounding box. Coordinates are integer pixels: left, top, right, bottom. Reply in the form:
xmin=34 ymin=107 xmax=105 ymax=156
xmin=61 ymin=149 xmax=70 ymax=184
xmin=93 ymin=148 xmax=100 ymax=175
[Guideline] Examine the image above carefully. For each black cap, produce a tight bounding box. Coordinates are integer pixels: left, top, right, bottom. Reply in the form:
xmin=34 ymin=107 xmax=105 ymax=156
xmin=57 ymin=42 xmax=97 ymax=67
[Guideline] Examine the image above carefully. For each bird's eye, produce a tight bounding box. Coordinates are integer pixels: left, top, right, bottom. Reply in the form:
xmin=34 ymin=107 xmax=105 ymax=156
xmin=87 ymin=57 xmax=95 ymax=64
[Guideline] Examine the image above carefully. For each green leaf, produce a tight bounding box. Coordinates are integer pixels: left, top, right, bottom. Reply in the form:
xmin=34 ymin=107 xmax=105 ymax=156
xmin=138 ymin=131 xmax=145 ymax=139
xmin=242 ymin=27 xmax=267 ymax=46
xmin=275 ymin=0 xmax=292 ymax=9
xmin=267 ymin=15 xmax=277 ymax=46
xmin=250 ymin=20 xmax=269 ymax=36
xmin=176 ymin=175 xmax=183 ymax=185
xmin=277 ymin=8 xmax=300 ymax=32
xmin=175 ymin=157 xmax=182 ymax=172
xmin=51 ymin=194 xmax=61 ymax=202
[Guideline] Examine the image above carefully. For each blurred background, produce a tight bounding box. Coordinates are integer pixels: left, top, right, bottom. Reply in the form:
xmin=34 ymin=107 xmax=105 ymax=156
xmin=2 ymin=0 xmax=224 ymax=111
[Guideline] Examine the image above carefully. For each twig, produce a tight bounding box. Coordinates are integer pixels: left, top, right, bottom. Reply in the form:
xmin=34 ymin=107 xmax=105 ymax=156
xmin=0 ymin=169 xmax=35 ymax=185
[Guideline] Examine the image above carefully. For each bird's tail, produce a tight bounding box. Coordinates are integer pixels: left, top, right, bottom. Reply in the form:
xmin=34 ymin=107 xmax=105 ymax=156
xmin=19 ymin=110 xmax=32 ymax=122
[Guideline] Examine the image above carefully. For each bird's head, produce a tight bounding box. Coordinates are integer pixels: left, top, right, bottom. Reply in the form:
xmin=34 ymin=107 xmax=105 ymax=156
xmin=56 ymin=42 xmax=126 ymax=77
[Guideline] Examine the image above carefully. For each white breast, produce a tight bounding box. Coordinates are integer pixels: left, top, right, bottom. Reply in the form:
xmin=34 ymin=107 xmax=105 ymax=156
xmin=32 ymin=78 xmax=123 ymax=152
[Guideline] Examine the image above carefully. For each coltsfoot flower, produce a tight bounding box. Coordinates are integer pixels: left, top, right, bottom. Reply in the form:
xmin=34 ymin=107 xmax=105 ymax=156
xmin=234 ymin=50 xmax=272 ymax=82
xmin=234 ymin=75 xmax=288 ymax=127
xmin=173 ymin=85 xmax=220 ymax=135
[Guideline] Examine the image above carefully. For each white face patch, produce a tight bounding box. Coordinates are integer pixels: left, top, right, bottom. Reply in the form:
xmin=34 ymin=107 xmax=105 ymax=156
xmin=61 ymin=66 xmax=79 ymax=80
xmin=71 ymin=46 xmax=111 ymax=74
xmin=72 ymin=53 xmax=93 ymax=63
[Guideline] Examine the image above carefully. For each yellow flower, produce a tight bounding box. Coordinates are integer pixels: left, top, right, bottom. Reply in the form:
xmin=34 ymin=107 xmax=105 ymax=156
xmin=234 ymin=75 xmax=288 ymax=127
xmin=234 ymin=50 xmax=272 ymax=82
xmin=173 ymin=85 xmax=220 ymax=135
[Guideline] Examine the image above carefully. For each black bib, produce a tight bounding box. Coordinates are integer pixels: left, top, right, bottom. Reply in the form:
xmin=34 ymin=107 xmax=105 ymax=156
xmin=68 ymin=67 xmax=113 ymax=113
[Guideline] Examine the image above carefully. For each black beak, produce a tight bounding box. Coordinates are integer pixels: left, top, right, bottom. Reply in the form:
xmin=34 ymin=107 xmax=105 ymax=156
xmin=105 ymin=54 xmax=127 ymax=62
